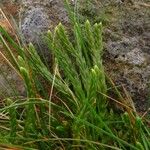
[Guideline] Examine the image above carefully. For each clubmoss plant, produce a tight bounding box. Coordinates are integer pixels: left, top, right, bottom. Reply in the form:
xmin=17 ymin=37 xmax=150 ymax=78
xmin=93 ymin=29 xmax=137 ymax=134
xmin=0 ymin=2 xmax=149 ymax=149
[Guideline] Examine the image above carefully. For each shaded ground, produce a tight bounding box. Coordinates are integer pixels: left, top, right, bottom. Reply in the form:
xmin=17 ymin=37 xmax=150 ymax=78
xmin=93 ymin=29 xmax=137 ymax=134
xmin=0 ymin=0 xmax=150 ymax=112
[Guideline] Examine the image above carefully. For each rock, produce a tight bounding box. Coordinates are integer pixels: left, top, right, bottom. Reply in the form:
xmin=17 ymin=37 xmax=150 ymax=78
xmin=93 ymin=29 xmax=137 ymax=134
xmin=0 ymin=9 xmax=25 ymax=99
xmin=106 ymin=37 xmax=148 ymax=66
xmin=21 ymin=0 xmax=69 ymax=44
xmin=0 ymin=62 xmax=25 ymax=98
xmin=104 ymin=1 xmax=150 ymax=112
xmin=21 ymin=7 xmax=51 ymax=44
xmin=0 ymin=0 xmax=70 ymax=100
xmin=121 ymin=48 xmax=146 ymax=66
xmin=21 ymin=0 xmax=69 ymax=65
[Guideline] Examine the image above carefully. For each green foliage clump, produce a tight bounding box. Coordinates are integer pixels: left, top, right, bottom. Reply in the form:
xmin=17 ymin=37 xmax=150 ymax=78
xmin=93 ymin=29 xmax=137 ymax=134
xmin=0 ymin=1 xmax=149 ymax=149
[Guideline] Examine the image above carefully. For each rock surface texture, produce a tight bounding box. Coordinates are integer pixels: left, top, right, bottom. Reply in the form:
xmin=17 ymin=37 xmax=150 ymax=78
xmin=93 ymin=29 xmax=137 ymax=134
xmin=0 ymin=3 xmax=25 ymax=99
xmin=21 ymin=0 xmax=69 ymax=62
xmin=21 ymin=0 xmax=69 ymax=43
xmin=104 ymin=1 xmax=150 ymax=111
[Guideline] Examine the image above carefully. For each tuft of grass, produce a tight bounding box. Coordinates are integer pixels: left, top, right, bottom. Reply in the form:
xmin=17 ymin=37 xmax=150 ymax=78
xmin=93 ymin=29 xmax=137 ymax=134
xmin=0 ymin=2 xmax=149 ymax=149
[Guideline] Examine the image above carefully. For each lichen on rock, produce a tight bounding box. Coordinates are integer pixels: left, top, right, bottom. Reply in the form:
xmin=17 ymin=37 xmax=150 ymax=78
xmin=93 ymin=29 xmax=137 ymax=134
xmin=21 ymin=0 xmax=69 ymax=44
xmin=21 ymin=7 xmax=50 ymax=44
xmin=21 ymin=0 xmax=69 ymax=64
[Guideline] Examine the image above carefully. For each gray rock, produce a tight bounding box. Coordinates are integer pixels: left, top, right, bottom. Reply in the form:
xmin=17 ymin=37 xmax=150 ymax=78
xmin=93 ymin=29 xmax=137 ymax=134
xmin=106 ymin=37 xmax=148 ymax=66
xmin=119 ymin=48 xmax=146 ymax=66
xmin=21 ymin=0 xmax=69 ymax=44
xmin=0 ymin=62 xmax=25 ymax=99
xmin=103 ymin=0 xmax=150 ymax=112
xmin=105 ymin=33 xmax=150 ymax=112
xmin=21 ymin=7 xmax=51 ymax=44
xmin=21 ymin=0 xmax=69 ymax=64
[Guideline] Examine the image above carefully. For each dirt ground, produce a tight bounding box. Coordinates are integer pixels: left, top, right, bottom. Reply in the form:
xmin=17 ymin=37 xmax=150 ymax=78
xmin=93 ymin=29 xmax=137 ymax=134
xmin=0 ymin=0 xmax=150 ymax=112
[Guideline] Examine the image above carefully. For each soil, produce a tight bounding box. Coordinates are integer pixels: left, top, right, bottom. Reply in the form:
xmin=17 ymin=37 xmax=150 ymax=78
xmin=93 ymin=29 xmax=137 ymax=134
xmin=0 ymin=0 xmax=150 ymax=112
